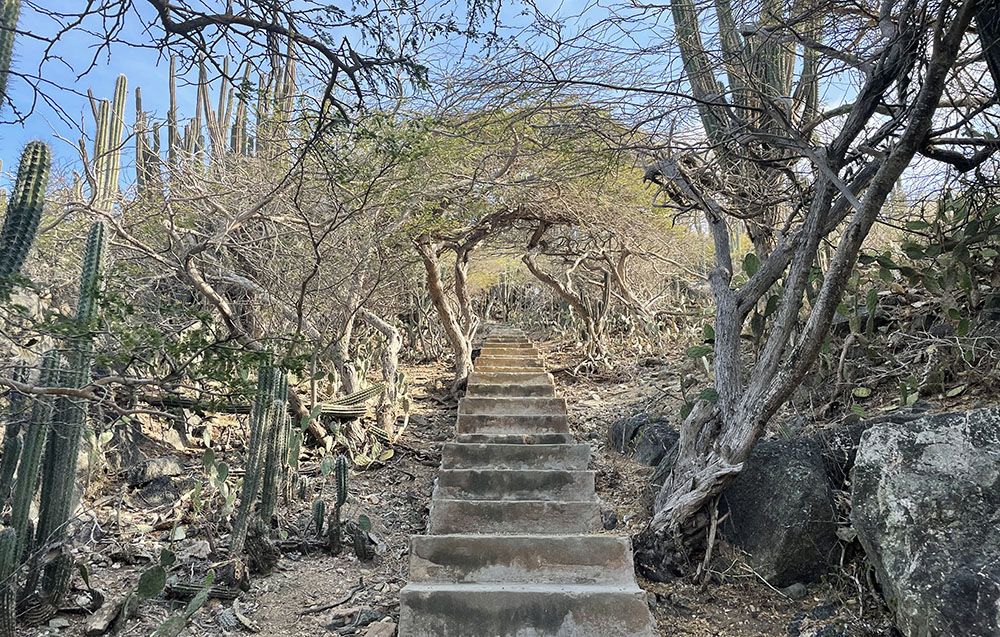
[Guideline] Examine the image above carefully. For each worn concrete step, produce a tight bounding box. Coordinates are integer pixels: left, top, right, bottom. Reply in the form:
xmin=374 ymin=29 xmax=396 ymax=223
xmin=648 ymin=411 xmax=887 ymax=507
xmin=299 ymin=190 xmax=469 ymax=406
xmin=476 ymin=357 xmax=544 ymax=368
xmin=475 ymin=361 xmax=545 ymax=372
xmin=485 ymin=338 xmax=532 ymax=345
xmin=467 ymin=382 xmax=555 ymax=398
xmin=434 ymin=469 xmax=595 ymax=500
xmin=477 ymin=352 xmax=542 ymax=361
xmin=475 ymin=366 xmax=547 ymax=375
xmin=408 ymin=535 xmax=637 ymax=585
xmin=455 ymin=432 xmax=575 ymax=444
xmin=456 ymin=413 xmax=569 ymax=436
xmin=459 ymin=396 xmax=566 ymax=416
xmin=428 ymin=499 xmax=599 ymax=535
xmin=468 ymin=370 xmax=554 ymax=385
xmin=479 ymin=346 xmax=540 ymax=356
xmin=441 ymin=443 xmax=589 ymax=470
xmin=399 ymin=583 xmax=655 ymax=637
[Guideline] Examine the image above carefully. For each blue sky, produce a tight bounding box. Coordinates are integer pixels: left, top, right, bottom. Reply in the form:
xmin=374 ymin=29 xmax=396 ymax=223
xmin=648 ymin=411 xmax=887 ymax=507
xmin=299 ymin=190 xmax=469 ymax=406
xmin=0 ymin=1 xmax=579 ymax=190
xmin=2 ymin=2 xmax=175 ymax=184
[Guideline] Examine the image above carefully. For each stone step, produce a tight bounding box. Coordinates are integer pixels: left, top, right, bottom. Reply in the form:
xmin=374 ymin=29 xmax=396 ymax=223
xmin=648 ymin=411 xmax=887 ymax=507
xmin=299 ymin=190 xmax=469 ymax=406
xmin=441 ymin=443 xmax=590 ymax=470
xmin=456 ymin=413 xmax=569 ymax=436
xmin=468 ymin=371 xmax=554 ymax=385
xmin=466 ymin=382 xmax=555 ymax=398
xmin=456 ymin=432 xmax=575 ymax=444
xmin=485 ymin=338 xmax=533 ymax=345
xmin=478 ymin=346 xmax=540 ymax=356
xmin=477 ymin=352 xmax=542 ymax=361
xmin=475 ymin=365 xmax=547 ymax=374
xmin=475 ymin=362 xmax=545 ymax=372
xmin=408 ymin=535 xmax=637 ymax=585
xmin=428 ymin=499 xmax=600 ymax=534
xmin=459 ymin=396 xmax=566 ymax=416
xmin=434 ymin=469 xmax=595 ymax=500
xmin=398 ymin=583 xmax=655 ymax=637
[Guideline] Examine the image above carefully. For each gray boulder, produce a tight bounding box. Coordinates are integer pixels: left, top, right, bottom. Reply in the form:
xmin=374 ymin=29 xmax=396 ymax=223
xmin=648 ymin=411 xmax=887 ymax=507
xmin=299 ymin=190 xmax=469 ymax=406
xmin=608 ymin=413 xmax=678 ymax=466
xmin=632 ymin=423 xmax=679 ymax=466
xmin=720 ymin=438 xmax=838 ymax=586
xmin=608 ymin=413 xmax=653 ymax=453
xmin=852 ymin=407 xmax=1000 ymax=637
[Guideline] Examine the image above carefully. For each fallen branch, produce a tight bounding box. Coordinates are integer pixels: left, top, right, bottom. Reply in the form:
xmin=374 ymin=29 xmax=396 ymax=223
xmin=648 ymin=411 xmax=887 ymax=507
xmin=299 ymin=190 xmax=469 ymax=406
xmin=299 ymin=577 xmax=364 ymax=615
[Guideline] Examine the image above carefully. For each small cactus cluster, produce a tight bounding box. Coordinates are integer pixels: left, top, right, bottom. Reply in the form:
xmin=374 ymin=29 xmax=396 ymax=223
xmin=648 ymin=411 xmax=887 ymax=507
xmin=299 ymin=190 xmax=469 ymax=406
xmin=229 ymin=361 xmax=289 ymax=556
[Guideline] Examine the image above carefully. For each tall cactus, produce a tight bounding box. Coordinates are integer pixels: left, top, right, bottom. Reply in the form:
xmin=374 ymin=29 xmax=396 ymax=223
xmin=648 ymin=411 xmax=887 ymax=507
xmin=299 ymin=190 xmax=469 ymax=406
xmin=230 ymin=362 xmax=277 ymax=555
xmin=28 ymin=75 xmax=124 ymax=616
xmin=0 ymin=0 xmax=19 ymax=113
xmin=0 ymin=351 xmax=60 ymax=637
xmin=0 ymin=364 xmax=27 ymax=506
xmin=327 ymin=454 xmax=348 ymax=555
xmin=259 ymin=370 xmax=288 ymax=524
xmin=0 ymin=141 xmax=51 ymax=297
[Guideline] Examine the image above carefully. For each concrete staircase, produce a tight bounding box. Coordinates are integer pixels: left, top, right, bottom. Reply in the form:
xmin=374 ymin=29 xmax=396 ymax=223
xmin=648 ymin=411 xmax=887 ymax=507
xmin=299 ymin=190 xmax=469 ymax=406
xmin=399 ymin=328 xmax=657 ymax=636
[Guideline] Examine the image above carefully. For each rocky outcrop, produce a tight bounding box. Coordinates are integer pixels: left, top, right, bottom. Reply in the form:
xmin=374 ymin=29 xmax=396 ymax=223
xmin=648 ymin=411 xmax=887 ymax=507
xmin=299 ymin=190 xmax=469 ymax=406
xmin=852 ymin=407 xmax=1000 ymax=637
xmin=719 ymin=438 xmax=839 ymax=586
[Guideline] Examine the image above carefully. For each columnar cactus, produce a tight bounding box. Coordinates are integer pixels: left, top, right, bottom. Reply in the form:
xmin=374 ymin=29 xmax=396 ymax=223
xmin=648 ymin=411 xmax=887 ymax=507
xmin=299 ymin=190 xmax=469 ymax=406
xmin=29 ymin=75 xmax=124 ymax=615
xmin=0 ymin=351 xmax=60 ymax=635
xmin=0 ymin=528 xmax=15 ymax=637
xmin=327 ymin=454 xmax=348 ymax=555
xmin=230 ymin=362 xmax=277 ymax=555
xmin=311 ymin=498 xmax=326 ymax=538
xmin=0 ymin=364 xmax=27 ymax=506
xmin=0 ymin=141 xmax=51 ymax=297
xmin=0 ymin=0 xmax=19 ymax=113
xmin=259 ymin=370 xmax=288 ymax=524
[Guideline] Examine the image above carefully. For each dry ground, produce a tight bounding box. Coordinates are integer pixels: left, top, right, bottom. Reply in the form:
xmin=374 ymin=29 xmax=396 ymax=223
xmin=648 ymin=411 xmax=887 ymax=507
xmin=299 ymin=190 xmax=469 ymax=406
xmin=24 ymin=337 xmax=894 ymax=636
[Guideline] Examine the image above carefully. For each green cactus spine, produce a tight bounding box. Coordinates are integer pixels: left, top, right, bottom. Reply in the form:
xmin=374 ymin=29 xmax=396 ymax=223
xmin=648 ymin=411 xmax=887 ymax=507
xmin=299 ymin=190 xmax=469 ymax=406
xmin=0 ymin=141 xmax=51 ymax=297
xmin=0 ymin=0 xmax=19 ymax=113
xmin=230 ymin=362 xmax=277 ymax=555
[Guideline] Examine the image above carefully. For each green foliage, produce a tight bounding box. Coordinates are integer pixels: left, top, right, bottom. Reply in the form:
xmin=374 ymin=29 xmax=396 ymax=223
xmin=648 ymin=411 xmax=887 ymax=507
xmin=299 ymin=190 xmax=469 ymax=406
xmin=0 ymin=141 xmax=51 ymax=297
xmin=860 ymin=192 xmax=1000 ymax=337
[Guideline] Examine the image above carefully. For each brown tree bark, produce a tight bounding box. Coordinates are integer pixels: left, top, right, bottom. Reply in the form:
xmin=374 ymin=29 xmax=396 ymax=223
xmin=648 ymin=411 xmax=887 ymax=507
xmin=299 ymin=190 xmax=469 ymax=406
xmin=414 ymin=235 xmax=473 ymax=390
xmin=638 ymin=0 xmax=979 ymax=579
xmin=360 ymin=308 xmax=403 ymax=434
